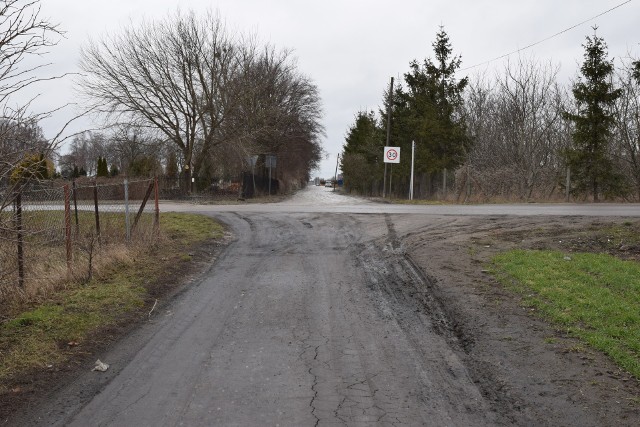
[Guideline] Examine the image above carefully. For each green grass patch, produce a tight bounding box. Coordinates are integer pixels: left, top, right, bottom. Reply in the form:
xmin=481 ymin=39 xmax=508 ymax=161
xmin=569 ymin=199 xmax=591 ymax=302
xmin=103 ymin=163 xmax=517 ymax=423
xmin=492 ymin=249 xmax=640 ymax=378
xmin=0 ymin=281 xmax=145 ymax=381
xmin=160 ymin=212 xmax=225 ymax=244
xmin=0 ymin=213 xmax=223 ymax=388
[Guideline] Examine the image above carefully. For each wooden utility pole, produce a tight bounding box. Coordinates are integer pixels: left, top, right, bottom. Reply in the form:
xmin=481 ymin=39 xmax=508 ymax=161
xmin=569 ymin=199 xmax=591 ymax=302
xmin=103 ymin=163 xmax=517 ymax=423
xmin=565 ymin=166 xmax=571 ymax=202
xmin=333 ymin=153 xmax=340 ymax=192
xmin=383 ymin=77 xmax=393 ymax=198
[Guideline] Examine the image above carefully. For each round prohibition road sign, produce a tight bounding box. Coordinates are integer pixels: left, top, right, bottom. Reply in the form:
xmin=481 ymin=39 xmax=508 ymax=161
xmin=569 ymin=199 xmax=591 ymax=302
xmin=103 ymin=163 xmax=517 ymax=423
xmin=383 ymin=146 xmax=400 ymax=163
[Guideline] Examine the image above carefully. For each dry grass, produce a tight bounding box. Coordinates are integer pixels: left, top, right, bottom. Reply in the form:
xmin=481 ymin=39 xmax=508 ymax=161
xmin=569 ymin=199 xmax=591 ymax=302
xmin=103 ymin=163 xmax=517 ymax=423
xmin=0 ymin=211 xmax=157 ymax=313
xmin=0 ymin=212 xmax=224 ymax=391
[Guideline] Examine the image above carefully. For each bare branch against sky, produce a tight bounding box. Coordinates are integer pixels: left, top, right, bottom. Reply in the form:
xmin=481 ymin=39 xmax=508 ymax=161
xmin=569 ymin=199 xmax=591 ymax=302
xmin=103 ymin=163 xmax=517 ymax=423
xmin=24 ymin=0 xmax=640 ymax=178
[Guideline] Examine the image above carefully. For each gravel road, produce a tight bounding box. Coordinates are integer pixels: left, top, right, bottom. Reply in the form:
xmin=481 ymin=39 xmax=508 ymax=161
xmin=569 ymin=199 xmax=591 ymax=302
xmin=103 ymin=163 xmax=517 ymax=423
xmin=15 ymin=187 xmax=640 ymax=426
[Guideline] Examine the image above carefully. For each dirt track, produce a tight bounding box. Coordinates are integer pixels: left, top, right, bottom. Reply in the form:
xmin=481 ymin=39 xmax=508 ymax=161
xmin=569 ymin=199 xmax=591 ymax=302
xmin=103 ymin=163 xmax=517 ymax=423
xmin=7 ymin=188 xmax=640 ymax=426
xmin=400 ymin=214 xmax=640 ymax=425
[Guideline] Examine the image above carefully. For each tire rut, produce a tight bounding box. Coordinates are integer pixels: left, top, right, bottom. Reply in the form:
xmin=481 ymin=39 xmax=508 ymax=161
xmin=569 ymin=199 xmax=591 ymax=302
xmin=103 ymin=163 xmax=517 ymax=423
xmin=352 ymin=217 xmax=500 ymax=425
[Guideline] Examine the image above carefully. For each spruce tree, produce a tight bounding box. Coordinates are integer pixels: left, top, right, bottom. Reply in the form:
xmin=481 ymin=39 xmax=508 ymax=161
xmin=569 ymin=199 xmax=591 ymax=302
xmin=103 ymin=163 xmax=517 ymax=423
xmin=395 ymin=26 xmax=469 ymax=192
xmin=341 ymin=111 xmax=384 ymax=193
xmin=96 ymin=157 xmax=109 ymax=177
xmin=564 ymin=29 xmax=625 ymax=200
xmin=343 ymin=111 xmax=382 ymax=162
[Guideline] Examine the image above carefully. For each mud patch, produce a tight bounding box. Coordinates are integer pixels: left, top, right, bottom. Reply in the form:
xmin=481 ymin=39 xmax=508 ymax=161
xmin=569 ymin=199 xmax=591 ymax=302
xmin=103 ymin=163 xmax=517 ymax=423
xmin=402 ymin=215 xmax=640 ymax=426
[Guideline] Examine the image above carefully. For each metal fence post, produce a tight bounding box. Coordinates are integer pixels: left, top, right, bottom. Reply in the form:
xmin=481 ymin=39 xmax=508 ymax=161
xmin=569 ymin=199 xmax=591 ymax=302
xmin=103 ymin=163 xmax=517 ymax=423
xmin=93 ymin=180 xmax=101 ymax=241
xmin=132 ymin=181 xmax=154 ymax=232
xmin=154 ymin=176 xmax=160 ymax=233
xmin=124 ymin=179 xmax=130 ymax=242
xmin=64 ymin=184 xmax=72 ymax=274
xmin=72 ymin=180 xmax=79 ymax=237
xmin=14 ymin=190 xmax=24 ymax=288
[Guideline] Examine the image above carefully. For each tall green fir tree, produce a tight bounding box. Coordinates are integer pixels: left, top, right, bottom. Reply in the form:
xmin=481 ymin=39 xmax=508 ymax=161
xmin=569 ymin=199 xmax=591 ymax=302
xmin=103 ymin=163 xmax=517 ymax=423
xmin=393 ymin=26 xmax=469 ymax=196
xmin=341 ymin=110 xmax=384 ymax=194
xmin=564 ymin=29 xmax=626 ymax=200
xmin=96 ymin=157 xmax=109 ymax=177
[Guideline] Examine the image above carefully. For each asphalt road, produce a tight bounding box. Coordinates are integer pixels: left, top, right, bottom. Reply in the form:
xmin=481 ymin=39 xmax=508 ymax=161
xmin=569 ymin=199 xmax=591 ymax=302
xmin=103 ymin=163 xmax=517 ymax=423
xmin=162 ymin=188 xmax=640 ymax=216
xmin=32 ymin=187 xmax=640 ymax=426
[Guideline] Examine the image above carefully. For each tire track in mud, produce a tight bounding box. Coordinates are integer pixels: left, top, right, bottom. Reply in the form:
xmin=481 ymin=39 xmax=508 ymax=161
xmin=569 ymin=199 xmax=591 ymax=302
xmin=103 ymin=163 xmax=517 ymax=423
xmin=393 ymin=215 xmax=640 ymax=426
xmin=352 ymin=216 xmax=501 ymax=425
xmin=359 ymin=214 xmax=565 ymax=424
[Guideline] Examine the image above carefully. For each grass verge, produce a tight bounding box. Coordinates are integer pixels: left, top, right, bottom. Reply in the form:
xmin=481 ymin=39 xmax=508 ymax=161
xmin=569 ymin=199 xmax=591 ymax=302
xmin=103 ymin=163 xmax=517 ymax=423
xmin=492 ymin=249 xmax=640 ymax=378
xmin=0 ymin=212 xmax=224 ymax=392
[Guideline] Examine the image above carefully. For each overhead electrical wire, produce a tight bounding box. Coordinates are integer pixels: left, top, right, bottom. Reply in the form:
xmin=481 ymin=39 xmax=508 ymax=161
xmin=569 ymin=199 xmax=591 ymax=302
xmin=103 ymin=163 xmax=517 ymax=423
xmin=461 ymin=0 xmax=633 ymax=71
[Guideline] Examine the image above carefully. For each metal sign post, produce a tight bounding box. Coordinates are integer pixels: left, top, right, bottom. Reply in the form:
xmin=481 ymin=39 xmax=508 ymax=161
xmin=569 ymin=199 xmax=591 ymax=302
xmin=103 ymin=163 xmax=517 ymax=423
xmin=248 ymin=155 xmax=258 ymax=196
xmin=409 ymin=140 xmax=415 ymax=200
xmin=383 ymin=147 xmax=400 ymax=198
xmin=383 ymin=163 xmax=387 ymax=198
xmin=266 ymin=155 xmax=277 ymax=196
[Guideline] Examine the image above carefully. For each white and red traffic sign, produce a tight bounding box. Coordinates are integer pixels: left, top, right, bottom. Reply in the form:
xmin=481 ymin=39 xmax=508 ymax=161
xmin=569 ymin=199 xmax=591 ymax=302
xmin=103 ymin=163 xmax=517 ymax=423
xmin=384 ymin=146 xmax=400 ymax=164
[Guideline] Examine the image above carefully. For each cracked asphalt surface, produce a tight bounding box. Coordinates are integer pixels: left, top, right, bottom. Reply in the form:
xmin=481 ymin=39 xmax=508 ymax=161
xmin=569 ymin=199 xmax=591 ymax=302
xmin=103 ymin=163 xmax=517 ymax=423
xmin=16 ymin=187 xmax=640 ymax=426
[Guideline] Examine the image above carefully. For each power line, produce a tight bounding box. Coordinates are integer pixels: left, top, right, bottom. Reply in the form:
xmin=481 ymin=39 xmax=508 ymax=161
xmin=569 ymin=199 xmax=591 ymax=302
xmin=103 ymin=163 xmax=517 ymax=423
xmin=461 ymin=0 xmax=633 ymax=71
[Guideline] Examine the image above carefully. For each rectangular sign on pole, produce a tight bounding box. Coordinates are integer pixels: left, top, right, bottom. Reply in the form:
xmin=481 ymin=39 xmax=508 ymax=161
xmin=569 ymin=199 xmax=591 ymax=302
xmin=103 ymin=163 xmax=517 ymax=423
xmin=383 ymin=146 xmax=400 ymax=164
xmin=409 ymin=140 xmax=415 ymax=200
xmin=265 ymin=155 xmax=277 ymax=168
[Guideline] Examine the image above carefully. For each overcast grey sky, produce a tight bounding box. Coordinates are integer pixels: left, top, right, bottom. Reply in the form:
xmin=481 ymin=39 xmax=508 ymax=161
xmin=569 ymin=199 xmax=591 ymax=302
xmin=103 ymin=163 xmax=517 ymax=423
xmin=29 ymin=0 xmax=640 ymax=178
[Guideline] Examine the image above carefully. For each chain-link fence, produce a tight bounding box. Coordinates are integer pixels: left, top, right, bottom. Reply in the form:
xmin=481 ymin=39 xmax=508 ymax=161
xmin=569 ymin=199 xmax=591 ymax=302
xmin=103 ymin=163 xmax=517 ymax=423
xmin=157 ymin=173 xmax=280 ymax=200
xmin=0 ymin=178 xmax=159 ymax=299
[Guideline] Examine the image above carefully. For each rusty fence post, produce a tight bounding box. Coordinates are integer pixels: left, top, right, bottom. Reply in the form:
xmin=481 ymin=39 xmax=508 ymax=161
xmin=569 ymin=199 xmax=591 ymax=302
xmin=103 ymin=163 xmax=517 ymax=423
xmin=14 ymin=190 xmax=24 ymax=288
xmin=72 ymin=180 xmax=79 ymax=237
xmin=154 ymin=176 xmax=160 ymax=234
xmin=132 ymin=180 xmax=155 ymax=233
xmin=124 ymin=179 xmax=130 ymax=242
xmin=93 ymin=180 xmax=100 ymax=241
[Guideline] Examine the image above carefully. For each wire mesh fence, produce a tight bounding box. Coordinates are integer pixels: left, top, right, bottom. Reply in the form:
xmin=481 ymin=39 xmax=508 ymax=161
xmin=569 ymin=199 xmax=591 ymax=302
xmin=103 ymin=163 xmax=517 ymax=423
xmin=0 ymin=178 xmax=159 ymax=300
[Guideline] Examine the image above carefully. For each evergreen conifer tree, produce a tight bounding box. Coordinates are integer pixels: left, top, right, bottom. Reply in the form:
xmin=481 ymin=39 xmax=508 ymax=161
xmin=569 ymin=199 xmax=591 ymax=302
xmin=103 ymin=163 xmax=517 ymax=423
xmin=394 ymin=26 xmax=469 ymax=194
xmin=564 ymin=29 xmax=625 ymax=200
xmin=341 ymin=111 xmax=384 ymax=193
xmin=96 ymin=157 xmax=109 ymax=177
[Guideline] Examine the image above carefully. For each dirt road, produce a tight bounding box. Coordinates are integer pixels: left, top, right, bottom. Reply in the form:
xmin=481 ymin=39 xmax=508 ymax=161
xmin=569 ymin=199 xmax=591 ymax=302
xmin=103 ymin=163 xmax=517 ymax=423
xmin=15 ymin=187 xmax=640 ymax=425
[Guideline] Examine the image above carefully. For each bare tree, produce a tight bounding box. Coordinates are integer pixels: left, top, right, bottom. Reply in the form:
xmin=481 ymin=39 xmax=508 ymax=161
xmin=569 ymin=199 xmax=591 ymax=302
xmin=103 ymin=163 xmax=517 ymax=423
xmin=0 ymin=0 xmax=65 ymax=203
xmin=613 ymin=57 xmax=640 ymax=199
xmin=463 ymin=57 xmax=568 ymax=200
xmin=220 ymin=45 xmax=324 ymax=189
xmin=107 ymin=125 xmax=163 ymax=177
xmin=59 ymin=132 xmax=94 ymax=176
xmin=79 ymin=10 xmax=239 ymax=193
xmin=79 ymin=10 xmax=324 ymax=195
xmin=494 ymin=57 xmax=566 ymax=199
xmin=461 ymin=74 xmax=499 ymax=199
